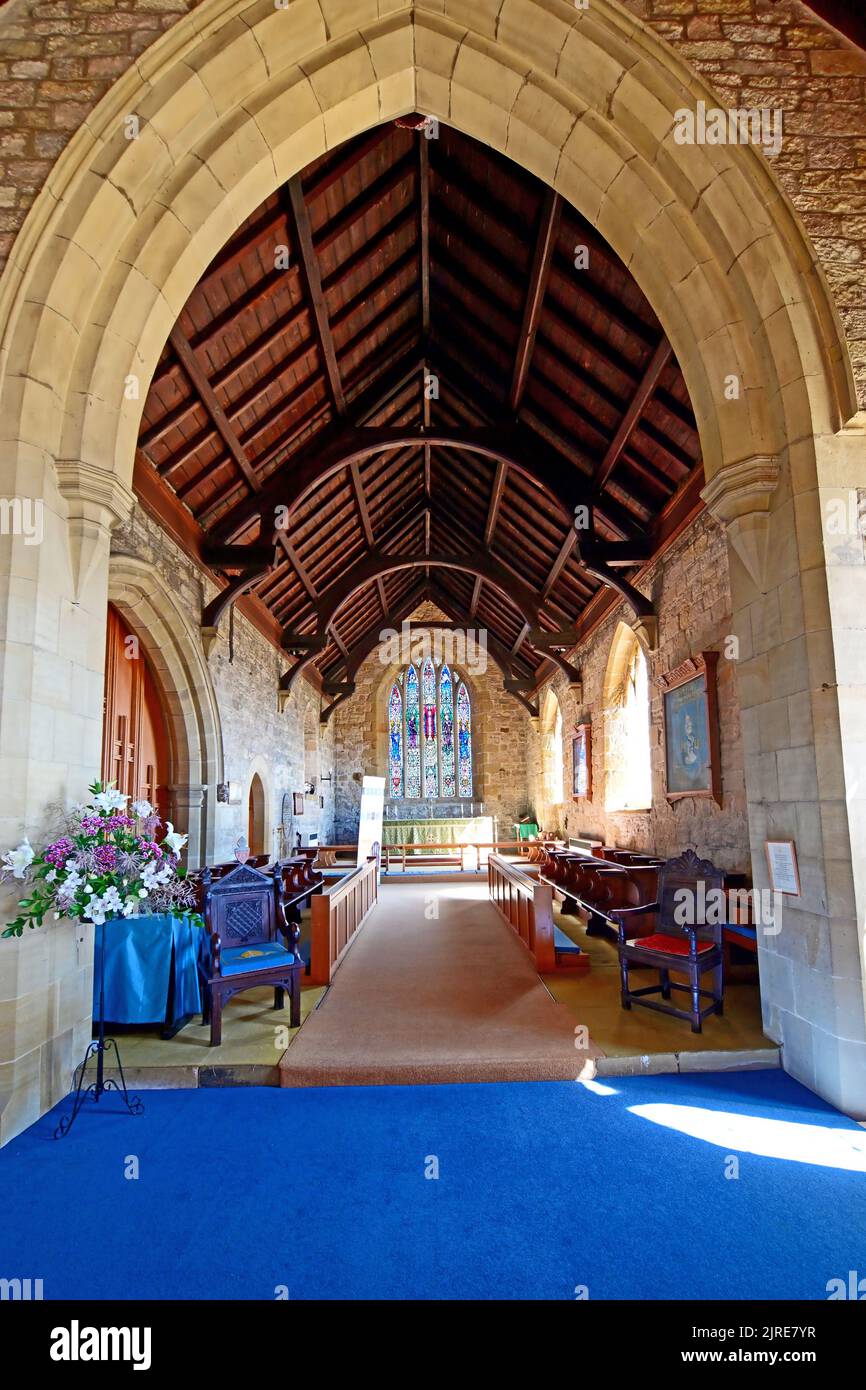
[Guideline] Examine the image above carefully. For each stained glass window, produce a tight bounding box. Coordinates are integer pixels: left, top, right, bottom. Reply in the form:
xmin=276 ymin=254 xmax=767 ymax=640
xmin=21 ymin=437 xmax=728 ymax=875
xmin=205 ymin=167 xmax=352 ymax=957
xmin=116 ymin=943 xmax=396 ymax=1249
xmin=405 ymin=664 xmax=421 ymax=799
xmin=457 ymin=682 xmax=472 ymax=798
xmin=422 ymin=658 xmax=438 ymax=798
xmin=388 ymin=662 xmax=471 ymax=800
xmin=439 ymin=664 xmax=455 ymax=798
xmin=388 ymin=682 xmax=403 ymax=799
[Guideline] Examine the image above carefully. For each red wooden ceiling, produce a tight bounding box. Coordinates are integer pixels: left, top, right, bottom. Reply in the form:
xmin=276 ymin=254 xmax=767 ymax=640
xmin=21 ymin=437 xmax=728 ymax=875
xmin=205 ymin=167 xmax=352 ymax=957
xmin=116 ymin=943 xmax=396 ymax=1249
xmin=136 ymin=120 xmax=704 ymax=703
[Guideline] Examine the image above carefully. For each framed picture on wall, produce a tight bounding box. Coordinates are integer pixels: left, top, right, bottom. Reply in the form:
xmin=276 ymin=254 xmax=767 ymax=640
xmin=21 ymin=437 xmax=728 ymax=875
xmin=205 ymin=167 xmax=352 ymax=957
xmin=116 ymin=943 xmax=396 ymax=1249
xmin=572 ymin=723 xmax=592 ymax=801
xmin=292 ymin=791 xmax=304 ymax=816
xmin=659 ymin=651 xmax=721 ymax=805
xmin=765 ymin=839 xmax=801 ymax=896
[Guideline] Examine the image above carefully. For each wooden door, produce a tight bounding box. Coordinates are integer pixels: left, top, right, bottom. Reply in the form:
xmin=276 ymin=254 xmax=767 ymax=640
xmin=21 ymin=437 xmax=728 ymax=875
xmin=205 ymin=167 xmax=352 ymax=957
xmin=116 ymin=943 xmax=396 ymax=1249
xmin=248 ymin=773 xmax=265 ymax=855
xmin=102 ymin=605 xmax=170 ymax=823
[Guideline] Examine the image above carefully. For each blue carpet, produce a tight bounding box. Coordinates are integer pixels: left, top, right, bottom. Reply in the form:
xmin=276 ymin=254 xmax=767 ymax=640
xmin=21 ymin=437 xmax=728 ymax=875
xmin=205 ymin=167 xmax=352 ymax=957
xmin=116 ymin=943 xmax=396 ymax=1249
xmin=1 ymin=1069 xmax=864 ymax=1300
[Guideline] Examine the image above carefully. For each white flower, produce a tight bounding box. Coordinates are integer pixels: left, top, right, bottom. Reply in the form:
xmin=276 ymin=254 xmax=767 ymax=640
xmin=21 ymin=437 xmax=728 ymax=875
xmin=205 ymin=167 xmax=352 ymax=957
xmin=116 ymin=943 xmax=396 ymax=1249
xmin=101 ymin=886 xmax=123 ymax=914
xmin=91 ymin=787 xmax=128 ymax=814
xmin=2 ymin=838 xmax=35 ymax=880
xmin=4 ymin=839 xmax=34 ymax=879
xmin=138 ymin=888 xmax=149 ymax=898
xmin=131 ymin=799 xmax=153 ymax=819
xmin=45 ymin=868 xmax=57 ymax=882
xmin=162 ymin=822 xmax=188 ymax=856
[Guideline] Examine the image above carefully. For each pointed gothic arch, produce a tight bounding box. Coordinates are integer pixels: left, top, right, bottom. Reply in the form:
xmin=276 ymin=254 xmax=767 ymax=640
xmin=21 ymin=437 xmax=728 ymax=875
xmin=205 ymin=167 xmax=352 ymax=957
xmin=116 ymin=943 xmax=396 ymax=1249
xmin=107 ymin=553 xmax=224 ymax=867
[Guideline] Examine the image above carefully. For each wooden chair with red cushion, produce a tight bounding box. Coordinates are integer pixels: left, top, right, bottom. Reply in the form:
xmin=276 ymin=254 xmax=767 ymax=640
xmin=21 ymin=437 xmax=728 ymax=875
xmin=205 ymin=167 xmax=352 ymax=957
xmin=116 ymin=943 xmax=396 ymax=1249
xmin=609 ymin=847 xmax=725 ymax=1033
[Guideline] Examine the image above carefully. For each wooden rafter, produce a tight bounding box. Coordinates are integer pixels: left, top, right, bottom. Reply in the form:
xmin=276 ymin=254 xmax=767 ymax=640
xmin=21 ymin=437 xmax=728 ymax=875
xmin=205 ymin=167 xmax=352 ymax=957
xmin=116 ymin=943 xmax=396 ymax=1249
xmin=508 ymin=188 xmax=561 ymax=414
xmin=593 ymin=339 xmax=673 ymax=496
xmin=138 ymin=122 xmax=706 ymax=702
xmin=288 ymin=175 xmax=346 ymax=415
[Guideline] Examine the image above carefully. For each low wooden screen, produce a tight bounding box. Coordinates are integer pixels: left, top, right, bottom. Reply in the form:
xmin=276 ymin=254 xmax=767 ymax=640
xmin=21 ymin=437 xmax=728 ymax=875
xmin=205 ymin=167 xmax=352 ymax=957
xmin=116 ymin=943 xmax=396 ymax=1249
xmin=487 ymin=853 xmax=556 ymax=973
xmin=308 ymin=856 xmax=379 ymax=985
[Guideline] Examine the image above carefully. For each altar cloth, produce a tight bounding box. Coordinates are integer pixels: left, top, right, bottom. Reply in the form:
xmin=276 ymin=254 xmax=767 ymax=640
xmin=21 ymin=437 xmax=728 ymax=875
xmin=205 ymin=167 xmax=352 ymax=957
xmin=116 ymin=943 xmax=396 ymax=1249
xmin=94 ymin=913 xmax=203 ymax=1028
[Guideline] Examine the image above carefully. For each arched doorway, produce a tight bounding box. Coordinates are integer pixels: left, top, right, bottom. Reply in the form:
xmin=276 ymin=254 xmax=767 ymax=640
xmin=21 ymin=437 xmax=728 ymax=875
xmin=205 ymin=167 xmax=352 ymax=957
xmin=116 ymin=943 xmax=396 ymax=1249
xmin=108 ymin=553 xmax=224 ymax=868
xmin=102 ymin=603 xmax=170 ymax=823
xmin=247 ymin=773 xmax=266 ymax=855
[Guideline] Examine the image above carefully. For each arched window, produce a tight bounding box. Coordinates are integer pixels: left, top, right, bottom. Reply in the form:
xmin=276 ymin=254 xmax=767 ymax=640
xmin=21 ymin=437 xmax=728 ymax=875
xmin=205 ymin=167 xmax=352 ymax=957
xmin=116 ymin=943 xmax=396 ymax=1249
xmin=422 ymin=657 xmax=438 ymax=797
xmin=456 ymin=681 xmax=472 ymax=798
xmin=388 ymin=663 xmax=472 ymax=799
xmin=541 ymin=690 xmax=564 ymax=804
xmin=388 ymin=681 xmax=404 ymax=798
xmin=439 ymin=663 xmax=456 ymax=798
xmin=604 ymin=625 xmax=652 ymax=812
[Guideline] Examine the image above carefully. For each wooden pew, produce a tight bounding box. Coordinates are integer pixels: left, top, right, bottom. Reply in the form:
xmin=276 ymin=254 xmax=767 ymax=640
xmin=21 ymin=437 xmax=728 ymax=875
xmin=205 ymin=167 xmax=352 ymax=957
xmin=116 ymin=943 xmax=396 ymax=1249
xmin=308 ymin=857 xmax=379 ymax=985
xmin=488 ymin=853 xmax=588 ymax=971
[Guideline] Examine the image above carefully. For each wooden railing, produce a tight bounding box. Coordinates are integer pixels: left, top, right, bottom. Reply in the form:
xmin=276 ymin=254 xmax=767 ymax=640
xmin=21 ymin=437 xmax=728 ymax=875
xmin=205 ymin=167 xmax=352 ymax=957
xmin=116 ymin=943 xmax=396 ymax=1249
xmin=313 ymin=840 xmax=544 ymax=871
xmin=309 ymin=855 xmax=379 ymax=985
xmin=487 ymin=853 xmax=556 ymax=973
xmin=382 ymin=839 xmax=527 ymax=871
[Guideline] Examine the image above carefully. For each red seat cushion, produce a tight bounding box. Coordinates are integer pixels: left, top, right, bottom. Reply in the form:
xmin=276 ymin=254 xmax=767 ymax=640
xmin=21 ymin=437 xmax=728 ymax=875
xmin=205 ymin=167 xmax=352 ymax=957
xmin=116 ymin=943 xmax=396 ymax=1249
xmin=627 ymin=933 xmax=713 ymax=956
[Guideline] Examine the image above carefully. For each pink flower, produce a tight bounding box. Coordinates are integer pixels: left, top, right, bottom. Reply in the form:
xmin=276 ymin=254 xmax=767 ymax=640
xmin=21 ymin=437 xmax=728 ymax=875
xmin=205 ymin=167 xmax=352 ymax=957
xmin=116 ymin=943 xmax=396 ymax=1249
xmin=45 ymin=837 xmax=74 ymax=868
xmin=93 ymin=844 xmax=117 ymax=872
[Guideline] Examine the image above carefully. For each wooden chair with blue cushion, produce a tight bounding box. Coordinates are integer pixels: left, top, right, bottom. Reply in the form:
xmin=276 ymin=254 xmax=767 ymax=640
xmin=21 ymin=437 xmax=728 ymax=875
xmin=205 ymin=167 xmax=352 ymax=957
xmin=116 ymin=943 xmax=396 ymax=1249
xmin=198 ymin=861 xmax=304 ymax=1046
xmin=609 ymin=847 xmax=725 ymax=1033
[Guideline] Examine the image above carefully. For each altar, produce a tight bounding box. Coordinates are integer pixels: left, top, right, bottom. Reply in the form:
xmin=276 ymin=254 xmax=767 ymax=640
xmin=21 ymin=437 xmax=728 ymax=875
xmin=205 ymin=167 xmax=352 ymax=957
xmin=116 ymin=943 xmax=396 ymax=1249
xmin=381 ymin=814 xmax=494 ymax=848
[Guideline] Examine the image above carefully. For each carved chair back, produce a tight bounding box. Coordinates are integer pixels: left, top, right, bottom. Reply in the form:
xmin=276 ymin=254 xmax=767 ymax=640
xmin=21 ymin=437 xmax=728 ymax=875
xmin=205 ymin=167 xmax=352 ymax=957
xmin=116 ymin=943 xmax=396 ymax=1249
xmin=201 ymin=862 xmax=282 ymax=954
xmin=657 ymin=847 xmax=725 ymax=944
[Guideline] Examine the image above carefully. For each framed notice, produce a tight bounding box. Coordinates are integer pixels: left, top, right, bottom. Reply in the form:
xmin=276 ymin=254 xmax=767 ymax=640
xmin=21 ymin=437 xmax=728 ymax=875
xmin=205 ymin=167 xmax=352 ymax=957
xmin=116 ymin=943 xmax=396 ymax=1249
xmin=572 ymin=724 xmax=592 ymax=801
xmin=765 ymin=839 xmax=801 ymax=896
xmin=659 ymin=651 xmax=721 ymax=805
xmin=292 ymin=791 xmax=304 ymax=816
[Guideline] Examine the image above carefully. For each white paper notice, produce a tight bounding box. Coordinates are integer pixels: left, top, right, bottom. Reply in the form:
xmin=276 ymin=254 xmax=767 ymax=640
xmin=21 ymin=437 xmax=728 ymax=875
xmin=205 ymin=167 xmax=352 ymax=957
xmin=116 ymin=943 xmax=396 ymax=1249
xmin=357 ymin=775 xmax=385 ymax=874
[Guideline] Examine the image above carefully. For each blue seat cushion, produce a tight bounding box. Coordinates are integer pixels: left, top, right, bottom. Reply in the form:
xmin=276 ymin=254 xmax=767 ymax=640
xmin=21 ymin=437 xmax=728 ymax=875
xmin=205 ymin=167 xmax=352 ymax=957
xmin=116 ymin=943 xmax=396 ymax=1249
xmin=219 ymin=942 xmax=295 ymax=976
xmin=725 ymin=924 xmax=757 ymax=942
xmin=553 ymin=925 xmax=581 ymax=955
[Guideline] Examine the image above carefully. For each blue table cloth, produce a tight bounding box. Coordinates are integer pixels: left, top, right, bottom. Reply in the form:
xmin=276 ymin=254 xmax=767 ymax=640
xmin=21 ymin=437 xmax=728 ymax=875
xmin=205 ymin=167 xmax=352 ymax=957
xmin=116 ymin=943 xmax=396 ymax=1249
xmin=94 ymin=914 xmax=203 ymax=1029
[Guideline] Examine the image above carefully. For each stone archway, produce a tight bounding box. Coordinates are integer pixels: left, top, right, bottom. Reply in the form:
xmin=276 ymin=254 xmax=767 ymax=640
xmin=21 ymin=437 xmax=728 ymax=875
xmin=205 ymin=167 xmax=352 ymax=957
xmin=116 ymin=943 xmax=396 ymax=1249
xmin=108 ymin=554 xmax=224 ymax=867
xmin=1 ymin=0 xmax=865 ymax=1117
xmin=0 ymin=1 xmax=855 ymax=503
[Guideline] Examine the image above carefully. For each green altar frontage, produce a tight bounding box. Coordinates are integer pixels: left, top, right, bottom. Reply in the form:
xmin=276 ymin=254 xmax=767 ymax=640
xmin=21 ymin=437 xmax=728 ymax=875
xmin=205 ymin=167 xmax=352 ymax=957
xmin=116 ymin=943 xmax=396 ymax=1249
xmin=382 ymin=816 xmax=494 ymax=847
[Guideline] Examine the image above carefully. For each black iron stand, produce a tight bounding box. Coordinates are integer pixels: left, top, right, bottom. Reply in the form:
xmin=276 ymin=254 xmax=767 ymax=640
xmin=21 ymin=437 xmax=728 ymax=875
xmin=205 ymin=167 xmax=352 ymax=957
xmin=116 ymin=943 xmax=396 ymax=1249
xmin=54 ymin=920 xmax=144 ymax=1139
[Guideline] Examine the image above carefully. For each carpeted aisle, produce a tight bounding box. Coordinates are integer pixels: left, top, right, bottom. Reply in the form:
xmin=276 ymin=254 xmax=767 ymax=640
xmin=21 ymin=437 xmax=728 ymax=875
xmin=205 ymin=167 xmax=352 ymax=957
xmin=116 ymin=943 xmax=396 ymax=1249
xmin=280 ymin=882 xmax=598 ymax=1085
xmin=0 ymin=1070 xmax=864 ymax=1300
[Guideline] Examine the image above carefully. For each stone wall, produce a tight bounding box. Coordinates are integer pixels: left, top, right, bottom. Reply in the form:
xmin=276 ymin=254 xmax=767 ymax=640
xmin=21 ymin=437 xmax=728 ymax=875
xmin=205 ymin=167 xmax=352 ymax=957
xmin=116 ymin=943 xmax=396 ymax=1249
xmin=528 ymin=511 xmax=751 ymax=874
xmin=331 ymin=605 xmax=532 ymax=843
xmin=112 ymin=502 xmax=334 ymax=862
xmin=0 ymin=0 xmax=863 ymax=403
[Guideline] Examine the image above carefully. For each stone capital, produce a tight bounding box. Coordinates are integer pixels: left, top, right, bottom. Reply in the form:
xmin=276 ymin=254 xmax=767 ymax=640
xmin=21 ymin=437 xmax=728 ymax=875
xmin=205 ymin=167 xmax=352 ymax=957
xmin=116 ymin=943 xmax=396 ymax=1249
xmin=54 ymin=460 xmax=136 ymax=601
xmin=631 ymin=613 xmax=658 ymax=653
xmin=701 ymin=455 xmax=780 ymax=594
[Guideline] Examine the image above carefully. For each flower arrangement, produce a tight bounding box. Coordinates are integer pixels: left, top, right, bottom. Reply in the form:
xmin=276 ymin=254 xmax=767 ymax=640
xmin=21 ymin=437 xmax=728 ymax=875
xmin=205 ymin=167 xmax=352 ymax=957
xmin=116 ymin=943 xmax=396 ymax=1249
xmin=1 ymin=782 xmax=203 ymax=938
